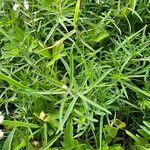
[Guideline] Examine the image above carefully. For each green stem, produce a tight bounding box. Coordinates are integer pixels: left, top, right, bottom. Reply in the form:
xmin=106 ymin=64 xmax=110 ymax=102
xmin=99 ymin=115 xmax=104 ymax=150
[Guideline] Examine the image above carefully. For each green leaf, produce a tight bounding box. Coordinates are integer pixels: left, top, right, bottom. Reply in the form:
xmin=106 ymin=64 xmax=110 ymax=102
xmin=123 ymin=81 xmax=150 ymax=98
xmin=73 ymin=0 xmax=81 ymax=24
xmin=47 ymin=43 xmax=66 ymax=67
xmin=143 ymin=121 xmax=150 ymax=129
xmin=44 ymin=29 xmax=76 ymax=50
xmin=99 ymin=115 xmax=104 ymax=150
xmin=108 ymin=144 xmax=124 ymax=150
xmin=2 ymin=128 xmax=16 ymax=150
xmin=77 ymin=93 xmax=111 ymax=114
xmin=45 ymin=113 xmax=58 ymax=129
xmin=14 ymin=129 xmax=41 ymax=150
xmin=2 ymin=120 xmax=39 ymax=128
xmin=84 ymin=69 xmax=113 ymax=94
xmin=139 ymin=126 xmax=150 ymax=137
xmin=137 ymin=129 xmax=150 ymax=140
xmin=104 ymin=125 xmax=118 ymax=144
xmin=0 ymin=0 xmax=4 ymax=8
xmin=40 ymin=133 xmax=62 ymax=150
xmin=0 ymin=72 xmax=27 ymax=90
xmin=61 ymin=97 xmax=78 ymax=131
xmin=63 ymin=117 xmax=74 ymax=149
xmin=125 ymin=130 xmax=139 ymax=142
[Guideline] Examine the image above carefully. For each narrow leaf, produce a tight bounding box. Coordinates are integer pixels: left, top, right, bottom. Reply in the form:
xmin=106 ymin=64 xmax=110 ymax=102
xmin=73 ymin=0 xmax=81 ymax=24
xmin=84 ymin=69 xmax=113 ymax=94
xmin=77 ymin=93 xmax=111 ymax=114
xmin=123 ymin=81 xmax=150 ymax=98
xmin=40 ymin=133 xmax=62 ymax=150
xmin=2 ymin=128 xmax=16 ymax=150
xmin=2 ymin=120 xmax=39 ymax=128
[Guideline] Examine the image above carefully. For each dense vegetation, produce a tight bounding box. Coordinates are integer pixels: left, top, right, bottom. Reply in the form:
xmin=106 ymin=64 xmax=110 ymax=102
xmin=0 ymin=0 xmax=150 ymax=149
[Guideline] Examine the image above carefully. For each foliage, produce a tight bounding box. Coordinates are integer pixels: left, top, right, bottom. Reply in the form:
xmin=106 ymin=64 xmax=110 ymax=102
xmin=0 ymin=0 xmax=150 ymax=149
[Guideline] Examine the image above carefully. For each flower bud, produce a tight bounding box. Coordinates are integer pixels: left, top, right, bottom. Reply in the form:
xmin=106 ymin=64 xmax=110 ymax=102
xmin=24 ymin=0 xmax=29 ymax=10
xmin=0 ymin=112 xmax=4 ymax=124
xmin=0 ymin=130 xmax=4 ymax=140
xmin=13 ymin=3 xmax=19 ymax=11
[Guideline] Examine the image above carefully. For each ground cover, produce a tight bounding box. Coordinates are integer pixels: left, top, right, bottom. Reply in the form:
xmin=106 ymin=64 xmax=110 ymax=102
xmin=0 ymin=0 xmax=150 ymax=149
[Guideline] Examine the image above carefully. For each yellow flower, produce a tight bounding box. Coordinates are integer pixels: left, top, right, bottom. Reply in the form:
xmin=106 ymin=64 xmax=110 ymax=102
xmin=39 ymin=111 xmax=46 ymax=121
